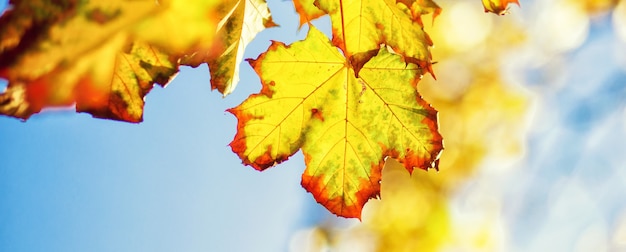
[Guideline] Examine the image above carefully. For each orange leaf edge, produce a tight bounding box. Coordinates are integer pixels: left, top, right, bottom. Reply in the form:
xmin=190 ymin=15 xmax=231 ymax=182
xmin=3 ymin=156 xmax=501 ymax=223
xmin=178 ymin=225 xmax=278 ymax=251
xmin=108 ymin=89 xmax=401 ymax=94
xmin=383 ymin=100 xmax=443 ymax=173
xmin=301 ymin=156 xmax=383 ymax=219
xmin=227 ymin=106 xmax=293 ymax=171
xmin=227 ymin=41 xmax=296 ymax=170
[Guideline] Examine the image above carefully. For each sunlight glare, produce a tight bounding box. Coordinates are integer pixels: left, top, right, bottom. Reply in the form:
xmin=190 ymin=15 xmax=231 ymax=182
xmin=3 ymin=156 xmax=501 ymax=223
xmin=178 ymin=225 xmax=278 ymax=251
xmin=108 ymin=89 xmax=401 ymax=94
xmin=440 ymin=2 xmax=493 ymax=52
xmin=532 ymin=1 xmax=589 ymax=53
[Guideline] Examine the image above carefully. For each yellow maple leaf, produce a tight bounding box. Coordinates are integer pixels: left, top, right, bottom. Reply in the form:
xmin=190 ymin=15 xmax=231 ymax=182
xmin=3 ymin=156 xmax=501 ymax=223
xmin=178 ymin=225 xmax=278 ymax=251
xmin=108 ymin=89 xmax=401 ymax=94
xmin=229 ymin=27 xmax=442 ymax=218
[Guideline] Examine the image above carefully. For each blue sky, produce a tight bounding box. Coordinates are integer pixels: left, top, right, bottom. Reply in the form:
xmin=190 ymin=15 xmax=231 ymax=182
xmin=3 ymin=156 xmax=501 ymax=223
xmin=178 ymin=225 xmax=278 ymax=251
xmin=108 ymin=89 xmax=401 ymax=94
xmin=0 ymin=1 xmax=334 ymax=252
xmin=499 ymin=9 xmax=626 ymax=250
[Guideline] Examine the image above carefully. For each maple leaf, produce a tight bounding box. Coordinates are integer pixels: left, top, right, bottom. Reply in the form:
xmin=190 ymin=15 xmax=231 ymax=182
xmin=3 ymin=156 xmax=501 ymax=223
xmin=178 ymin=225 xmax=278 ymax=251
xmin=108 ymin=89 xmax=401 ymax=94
xmin=481 ymin=0 xmax=520 ymax=15
xmin=0 ymin=0 xmax=274 ymax=122
xmin=229 ymin=27 xmax=442 ymax=218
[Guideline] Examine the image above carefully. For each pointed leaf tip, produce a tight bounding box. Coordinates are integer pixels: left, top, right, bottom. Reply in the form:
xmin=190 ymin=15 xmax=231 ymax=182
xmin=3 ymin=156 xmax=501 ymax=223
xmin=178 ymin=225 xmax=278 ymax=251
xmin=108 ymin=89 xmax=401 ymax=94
xmin=293 ymin=0 xmax=326 ymax=28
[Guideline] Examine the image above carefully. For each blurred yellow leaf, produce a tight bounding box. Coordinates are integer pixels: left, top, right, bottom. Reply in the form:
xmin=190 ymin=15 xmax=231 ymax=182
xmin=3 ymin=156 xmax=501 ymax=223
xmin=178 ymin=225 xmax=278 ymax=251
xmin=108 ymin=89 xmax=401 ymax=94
xmin=481 ymin=0 xmax=519 ymax=15
xmin=569 ymin=0 xmax=619 ymax=15
xmin=0 ymin=0 xmax=273 ymax=122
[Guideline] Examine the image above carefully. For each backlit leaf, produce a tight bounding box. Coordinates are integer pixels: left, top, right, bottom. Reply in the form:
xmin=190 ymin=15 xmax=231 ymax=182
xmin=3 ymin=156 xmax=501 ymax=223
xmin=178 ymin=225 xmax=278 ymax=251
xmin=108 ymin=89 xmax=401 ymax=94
xmin=77 ymin=42 xmax=178 ymax=122
xmin=229 ymin=27 xmax=442 ymax=218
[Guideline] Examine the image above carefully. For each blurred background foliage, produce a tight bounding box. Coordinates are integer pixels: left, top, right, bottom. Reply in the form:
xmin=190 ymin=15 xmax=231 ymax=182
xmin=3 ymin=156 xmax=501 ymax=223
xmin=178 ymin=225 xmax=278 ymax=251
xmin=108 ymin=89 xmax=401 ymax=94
xmin=289 ymin=0 xmax=626 ymax=251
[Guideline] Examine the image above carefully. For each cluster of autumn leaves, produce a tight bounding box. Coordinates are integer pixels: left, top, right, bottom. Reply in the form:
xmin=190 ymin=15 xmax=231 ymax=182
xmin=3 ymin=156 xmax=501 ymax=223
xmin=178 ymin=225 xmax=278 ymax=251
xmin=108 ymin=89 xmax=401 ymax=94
xmin=0 ymin=0 xmax=519 ymax=218
xmin=0 ymin=0 xmax=274 ymax=122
